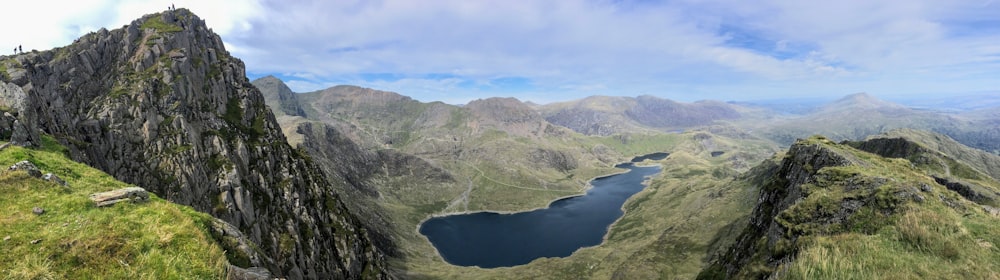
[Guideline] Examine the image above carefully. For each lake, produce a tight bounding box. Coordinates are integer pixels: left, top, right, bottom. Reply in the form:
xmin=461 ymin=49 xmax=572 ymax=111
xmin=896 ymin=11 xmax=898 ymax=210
xmin=418 ymin=153 xmax=666 ymax=268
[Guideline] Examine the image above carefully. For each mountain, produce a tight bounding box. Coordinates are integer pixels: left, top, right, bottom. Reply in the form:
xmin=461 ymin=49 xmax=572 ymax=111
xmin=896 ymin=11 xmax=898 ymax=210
xmin=0 ymin=10 xmax=388 ymax=279
xmin=700 ymin=131 xmax=1000 ymax=279
xmin=253 ymin=77 xmax=792 ymax=278
xmin=540 ymin=95 xmax=746 ymax=136
xmin=253 ymin=75 xmax=305 ymax=117
xmin=819 ymin=92 xmax=906 ymax=112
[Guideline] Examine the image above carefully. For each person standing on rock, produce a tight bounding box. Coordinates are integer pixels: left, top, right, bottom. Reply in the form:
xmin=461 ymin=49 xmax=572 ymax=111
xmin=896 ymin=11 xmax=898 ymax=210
xmin=18 ymin=45 xmax=22 ymax=53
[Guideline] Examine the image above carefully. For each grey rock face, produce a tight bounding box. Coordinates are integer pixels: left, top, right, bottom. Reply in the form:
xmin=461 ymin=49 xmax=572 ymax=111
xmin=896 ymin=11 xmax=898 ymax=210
xmin=703 ymin=139 xmax=860 ymax=278
xmin=0 ymin=9 xmax=389 ymax=279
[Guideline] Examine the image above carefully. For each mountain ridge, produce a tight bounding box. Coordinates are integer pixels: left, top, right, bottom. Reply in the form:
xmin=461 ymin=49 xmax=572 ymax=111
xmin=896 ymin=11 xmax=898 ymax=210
xmin=700 ymin=131 xmax=1000 ymax=279
xmin=1 ymin=9 xmax=390 ymax=279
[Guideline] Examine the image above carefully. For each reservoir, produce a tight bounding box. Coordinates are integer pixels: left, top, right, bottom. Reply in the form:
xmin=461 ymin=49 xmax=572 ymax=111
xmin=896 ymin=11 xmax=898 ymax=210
xmin=419 ymin=153 xmax=666 ymax=268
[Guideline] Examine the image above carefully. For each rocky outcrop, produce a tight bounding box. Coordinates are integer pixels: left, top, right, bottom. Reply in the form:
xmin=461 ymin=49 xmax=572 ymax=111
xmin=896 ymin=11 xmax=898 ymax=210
xmin=90 ymin=187 xmax=150 ymax=207
xmin=9 ymin=160 xmax=42 ymax=178
xmin=700 ymin=134 xmax=1000 ymax=279
xmin=932 ymin=176 xmax=998 ymax=206
xmin=699 ymin=138 xmax=861 ymax=278
xmin=0 ymin=9 xmax=389 ymax=279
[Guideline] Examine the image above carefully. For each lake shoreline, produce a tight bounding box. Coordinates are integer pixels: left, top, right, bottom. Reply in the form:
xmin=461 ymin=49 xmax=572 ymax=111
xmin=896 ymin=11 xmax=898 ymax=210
xmin=415 ymin=152 xmax=668 ymax=268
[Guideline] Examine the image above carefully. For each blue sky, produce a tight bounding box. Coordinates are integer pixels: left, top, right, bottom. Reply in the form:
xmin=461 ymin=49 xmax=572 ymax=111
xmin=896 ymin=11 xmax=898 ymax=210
xmin=1 ymin=0 xmax=998 ymax=104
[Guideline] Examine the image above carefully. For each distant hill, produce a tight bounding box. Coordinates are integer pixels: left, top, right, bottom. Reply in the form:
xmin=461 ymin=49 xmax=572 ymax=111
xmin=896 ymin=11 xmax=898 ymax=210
xmin=539 ymin=95 xmax=747 ymax=136
xmin=748 ymin=93 xmax=1000 ymax=154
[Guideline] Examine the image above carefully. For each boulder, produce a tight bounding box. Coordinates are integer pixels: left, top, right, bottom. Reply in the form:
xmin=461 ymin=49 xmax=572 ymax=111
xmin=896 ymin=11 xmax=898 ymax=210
xmin=8 ymin=160 xmax=42 ymax=178
xmin=89 ymin=187 xmax=150 ymax=207
xmin=42 ymin=173 xmax=67 ymax=186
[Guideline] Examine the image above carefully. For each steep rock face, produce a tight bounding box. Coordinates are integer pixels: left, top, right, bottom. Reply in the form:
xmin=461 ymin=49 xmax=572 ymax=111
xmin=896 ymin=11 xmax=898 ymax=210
xmin=701 ymin=138 xmax=861 ymax=278
xmin=295 ymin=122 xmax=456 ymax=257
xmin=0 ymin=10 xmax=388 ymax=279
xmin=700 ymin=134 xmax=1000 ymax=279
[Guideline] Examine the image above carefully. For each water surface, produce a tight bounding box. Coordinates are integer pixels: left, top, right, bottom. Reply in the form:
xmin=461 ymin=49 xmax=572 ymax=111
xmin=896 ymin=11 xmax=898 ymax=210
xmin=419 ymin=155 xmax=664 ymax=268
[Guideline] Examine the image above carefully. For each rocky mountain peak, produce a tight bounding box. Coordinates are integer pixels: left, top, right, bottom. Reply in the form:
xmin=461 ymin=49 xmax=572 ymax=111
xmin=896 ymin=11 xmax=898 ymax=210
xmin=1 ymin=9 xmax=390 ymax=279
xmin=251 ymin=75 xmax=306 ymax=117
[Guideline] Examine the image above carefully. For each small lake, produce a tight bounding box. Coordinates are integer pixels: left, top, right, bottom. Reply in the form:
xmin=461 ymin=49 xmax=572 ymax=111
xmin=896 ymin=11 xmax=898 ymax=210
xmin=419 ymin=153 xmax=666 ymax=268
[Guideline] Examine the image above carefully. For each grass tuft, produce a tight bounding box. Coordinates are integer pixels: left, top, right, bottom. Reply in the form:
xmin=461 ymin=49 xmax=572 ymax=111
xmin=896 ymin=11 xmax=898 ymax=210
xmin=0 ymin=136 xmax=228 ymax=278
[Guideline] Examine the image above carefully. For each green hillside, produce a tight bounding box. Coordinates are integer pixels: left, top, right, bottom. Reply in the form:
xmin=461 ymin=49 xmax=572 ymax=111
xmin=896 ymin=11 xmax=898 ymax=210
xmin=0 ymin=137 xmax=229 ymax=279
xmin=701 ymin=134 xmax=1000 ymax=279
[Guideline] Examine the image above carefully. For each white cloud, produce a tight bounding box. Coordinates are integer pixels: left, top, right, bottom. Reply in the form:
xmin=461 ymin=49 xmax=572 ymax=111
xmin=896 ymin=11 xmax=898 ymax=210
xmin=2 ymin=0 xmax=998 ymax=102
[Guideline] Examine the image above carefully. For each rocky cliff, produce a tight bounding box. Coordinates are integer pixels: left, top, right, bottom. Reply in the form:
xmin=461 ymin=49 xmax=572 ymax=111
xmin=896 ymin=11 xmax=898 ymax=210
xmin=0 ymin=9 xmax=389 ymax=279
xmin=699 ymin=134 xmax=1000 ymax=279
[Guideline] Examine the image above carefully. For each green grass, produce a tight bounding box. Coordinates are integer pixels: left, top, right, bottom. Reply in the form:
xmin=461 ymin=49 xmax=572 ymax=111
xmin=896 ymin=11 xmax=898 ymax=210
xmin=715 ymin=136 xmax=1000 ymax=279
xmin=140 ymin=15 xmax=183 ymax=33
xmin=393 ymin=131 xmax=778 ymax=279
xmin=0 ymin=136 xmax=229 ymax=279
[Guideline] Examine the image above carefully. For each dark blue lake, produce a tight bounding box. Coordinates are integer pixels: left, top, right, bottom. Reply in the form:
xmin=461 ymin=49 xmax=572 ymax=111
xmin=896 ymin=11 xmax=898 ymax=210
xmin=419 ymin=154 xmax=665 ymax=268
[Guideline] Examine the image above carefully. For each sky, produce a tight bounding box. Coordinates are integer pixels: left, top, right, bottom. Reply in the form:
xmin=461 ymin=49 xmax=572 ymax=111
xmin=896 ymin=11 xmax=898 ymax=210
xmin=1 ymin=0 xmax=998 ymax=104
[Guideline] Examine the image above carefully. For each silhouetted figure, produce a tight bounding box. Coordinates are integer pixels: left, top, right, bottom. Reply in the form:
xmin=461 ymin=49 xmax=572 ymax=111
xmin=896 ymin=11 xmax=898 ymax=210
xmin=18 ymin=45 xmax=22 ymax=53
xmin=13 ymin=47 xmax=16 ymax=54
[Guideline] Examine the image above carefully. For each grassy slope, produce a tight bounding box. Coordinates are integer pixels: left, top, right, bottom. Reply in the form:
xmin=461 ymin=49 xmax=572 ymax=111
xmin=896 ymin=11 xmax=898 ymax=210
xmin=706 ymin=136 xmax=1000 ymax=279
xmin=0 ymin=137 xmax=228 ymax=279
xmin=401 ymin=131 xmax=779 ymax=279
xmin=262 ymin=82 xmax=786 ymax=278
xmin=784 ymin=140 xmax=1000 ymax=279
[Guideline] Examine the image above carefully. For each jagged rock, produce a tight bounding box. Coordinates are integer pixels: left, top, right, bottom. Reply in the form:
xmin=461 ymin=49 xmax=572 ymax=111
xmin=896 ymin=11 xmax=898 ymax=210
xmin=32 ymin=206 xmax=44 ymax=215
xmin=208 ymin=217 xmax=266 ymax=269
xmin=89 ymin=187 xmax=150 ymax=207
xmin=0 ymin=9 xmax=391 ymax=279
xmin=43 ymin=173 xmax=67 ymax=186
xmin=8 ymin=160 xmax=42 ymax=178
xmin=227 ymin=266 xmax=272 ymax=280
xmin=920 ymin=183 xmax=932 ymax=192
xmin=932 ymin=176 xmax=998 ymax=206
